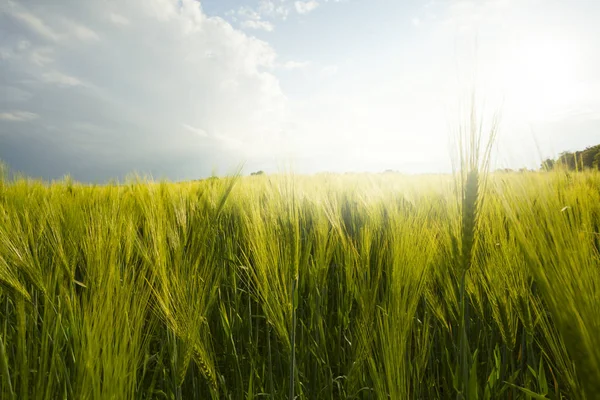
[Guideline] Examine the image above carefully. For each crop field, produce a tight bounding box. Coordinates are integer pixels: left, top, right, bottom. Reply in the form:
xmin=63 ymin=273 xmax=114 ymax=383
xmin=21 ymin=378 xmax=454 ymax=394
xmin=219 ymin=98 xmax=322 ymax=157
xmin=0 ymin=168 xmax=599 ymax=399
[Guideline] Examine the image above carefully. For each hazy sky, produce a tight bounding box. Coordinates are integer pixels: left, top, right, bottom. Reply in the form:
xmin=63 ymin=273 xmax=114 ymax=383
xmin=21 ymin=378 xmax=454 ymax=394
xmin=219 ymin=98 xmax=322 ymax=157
xmin=1 ymin=0 xmax=599 ymax=181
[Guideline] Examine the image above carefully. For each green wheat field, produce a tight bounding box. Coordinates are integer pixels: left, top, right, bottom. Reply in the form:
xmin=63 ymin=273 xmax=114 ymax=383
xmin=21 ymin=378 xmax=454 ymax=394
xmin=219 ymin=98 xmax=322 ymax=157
xmin=0 ymin=162 xmax=599 ymax=399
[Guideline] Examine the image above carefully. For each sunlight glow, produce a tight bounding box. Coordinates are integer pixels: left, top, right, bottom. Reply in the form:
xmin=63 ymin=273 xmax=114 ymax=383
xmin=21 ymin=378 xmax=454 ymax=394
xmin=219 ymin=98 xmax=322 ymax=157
xmin=502 ymin=33 xmax=583 ymax=122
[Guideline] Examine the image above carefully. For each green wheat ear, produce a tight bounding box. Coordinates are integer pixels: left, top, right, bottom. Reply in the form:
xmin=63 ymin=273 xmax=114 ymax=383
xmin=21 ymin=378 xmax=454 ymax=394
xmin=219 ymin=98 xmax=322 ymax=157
xmin=461 ymin=169 xmax=479 ymax=273
xmin=193 ymin=343 xmax=218 ymax=392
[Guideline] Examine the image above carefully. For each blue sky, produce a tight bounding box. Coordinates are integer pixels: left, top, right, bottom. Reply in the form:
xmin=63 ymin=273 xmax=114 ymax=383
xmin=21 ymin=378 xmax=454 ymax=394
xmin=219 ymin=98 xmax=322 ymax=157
xmin=1 ymin=0 xmax=599 ymax=181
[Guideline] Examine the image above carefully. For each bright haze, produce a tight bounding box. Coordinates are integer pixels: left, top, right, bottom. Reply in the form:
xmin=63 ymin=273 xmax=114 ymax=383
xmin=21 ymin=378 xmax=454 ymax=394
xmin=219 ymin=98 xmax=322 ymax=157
xmin=0 ymin=0 xmax=599 ymax=181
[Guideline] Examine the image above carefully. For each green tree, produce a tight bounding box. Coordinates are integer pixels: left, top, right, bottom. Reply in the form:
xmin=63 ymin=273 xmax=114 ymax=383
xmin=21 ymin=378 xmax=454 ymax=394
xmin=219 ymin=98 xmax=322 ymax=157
xmin=541 ymin=158 xmax=555 ymax=171
xmin=557 ymin=151 xmax=576 ymax=170
xmin=581 ymin=145 xmax=600 ymax=169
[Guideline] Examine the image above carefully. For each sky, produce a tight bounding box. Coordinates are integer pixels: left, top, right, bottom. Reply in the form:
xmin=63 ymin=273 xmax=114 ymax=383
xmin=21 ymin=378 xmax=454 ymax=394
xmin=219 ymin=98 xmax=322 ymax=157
xmin=0 ymin=0 xmax=599 ymax=181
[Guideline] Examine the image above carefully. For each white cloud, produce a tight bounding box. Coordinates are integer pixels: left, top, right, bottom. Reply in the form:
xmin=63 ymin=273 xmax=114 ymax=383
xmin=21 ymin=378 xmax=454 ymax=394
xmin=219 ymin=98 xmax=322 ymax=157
xmin=41 ymin=71 xmax=83 ymax=87
xmin=294 ymin=1 xmax=320 ymax=15
xmin=234 ymin=5 xmax=277 ymax=32
xmin=0 ymin=111 xmax=39 ymax=122
xmin=29 ymin=47 xmax=54 ymax=66
xmin=214 ymin=132 xmax=244 ymax=149
xmin=0 ymin=0 xmax=289 ymax=179
xmin=227 ymin=0 xmax=341 ymax=31
xmin=258 ymin=0 xmax=290 ymax=19
xmin=241 ymin=19 xmax=275 ymax=31
xmin=281 ymin=60 xmax=310 ymax=69
xmin=182 ymin=123 xmax=208 ymax=137
xmin=11 ymin=11 xmax=61 ymax=42
xmin=321 ymin=65 xmax=339 ymax=76
xmin=67 ymin=22 xmax=100 ymax=42
xmin=3 ymin=5 xmax=100 ymax=43
xmin=0 ymin=39 xmax=55 ymax=67
xmin=109 ymin=13 xmax=130 ymax=26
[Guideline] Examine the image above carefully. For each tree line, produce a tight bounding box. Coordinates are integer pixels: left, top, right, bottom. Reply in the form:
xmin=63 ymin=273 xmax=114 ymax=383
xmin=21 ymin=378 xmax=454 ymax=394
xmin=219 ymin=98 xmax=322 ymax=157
xmin=541 ymin=144 xmax=600 ymax=171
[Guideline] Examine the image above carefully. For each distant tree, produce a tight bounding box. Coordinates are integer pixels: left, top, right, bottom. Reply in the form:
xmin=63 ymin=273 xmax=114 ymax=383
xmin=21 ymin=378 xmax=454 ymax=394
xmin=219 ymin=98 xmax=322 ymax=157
xmin=250 ymin=170 xmax=265 ymax=176
xmin=582 ymin=145 xmax=600 ymax=169
xmin=526 ymin=144 xmax=600 ymax=172
xmin=541 ymin=158 xmax=555 ymax=171
xmin=557 ymin=151 xmax=576 ymax=170
xmin=555 ymin=145 xmax=600 ymax=171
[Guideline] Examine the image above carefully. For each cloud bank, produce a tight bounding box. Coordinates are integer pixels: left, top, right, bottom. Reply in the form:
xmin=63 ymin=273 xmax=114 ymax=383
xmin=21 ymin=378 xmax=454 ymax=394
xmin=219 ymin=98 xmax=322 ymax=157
xmin=0 ymin=0 xmax=288 ymax=181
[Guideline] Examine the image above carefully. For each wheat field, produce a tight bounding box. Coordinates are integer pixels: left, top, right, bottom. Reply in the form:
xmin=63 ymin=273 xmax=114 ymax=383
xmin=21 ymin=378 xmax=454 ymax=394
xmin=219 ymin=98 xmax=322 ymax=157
xmin=0 ymin=167 xmax=599 ymax=399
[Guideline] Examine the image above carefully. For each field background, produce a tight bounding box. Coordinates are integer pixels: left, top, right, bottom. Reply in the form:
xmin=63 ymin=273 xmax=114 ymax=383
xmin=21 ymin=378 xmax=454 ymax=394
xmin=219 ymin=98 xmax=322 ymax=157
xmin=0 ymin=170 xmax=599 ymax=399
